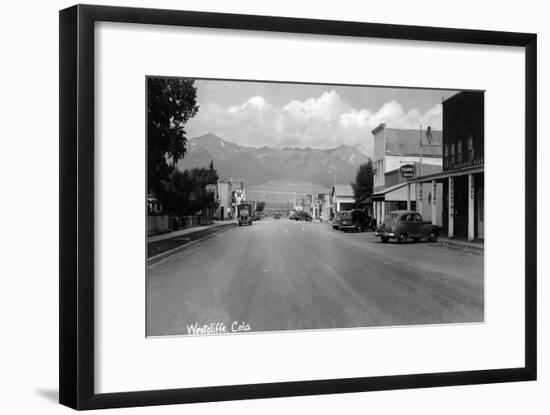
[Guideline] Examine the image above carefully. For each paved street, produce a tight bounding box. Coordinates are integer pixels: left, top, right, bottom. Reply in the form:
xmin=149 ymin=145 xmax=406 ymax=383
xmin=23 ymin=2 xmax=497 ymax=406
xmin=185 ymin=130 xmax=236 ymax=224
xmin=146 ymin=218 xmax=484 ymax=336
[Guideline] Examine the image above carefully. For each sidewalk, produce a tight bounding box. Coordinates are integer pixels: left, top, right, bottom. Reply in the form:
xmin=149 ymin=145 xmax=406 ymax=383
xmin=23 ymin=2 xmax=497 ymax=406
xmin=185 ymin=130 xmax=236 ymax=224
xmin=148 ymin=220 xmax=236 ymax=243
xmin=437 ymin=236 xmax=484 ymax=251
xmin=148 ymin=221 xmax=236 ymax=263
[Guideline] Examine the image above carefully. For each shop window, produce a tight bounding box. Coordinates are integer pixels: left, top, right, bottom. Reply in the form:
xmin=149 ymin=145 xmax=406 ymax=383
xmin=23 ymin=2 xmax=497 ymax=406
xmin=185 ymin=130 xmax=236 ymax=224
xmin=449 ymin=142 xmax=455 ymax=166
xmin=467 ymin=135 xmax=474 ymax=161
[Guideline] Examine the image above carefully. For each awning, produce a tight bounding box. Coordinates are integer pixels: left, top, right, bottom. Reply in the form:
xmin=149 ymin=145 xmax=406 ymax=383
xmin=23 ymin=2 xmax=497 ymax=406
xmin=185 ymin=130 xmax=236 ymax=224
xmin=359 ymin=197 xmax=373 ymax=205
xmin=370 ymin=182 xmax=408 ymax=201
xmin=406 ymin=164 xmax=484 ymax=183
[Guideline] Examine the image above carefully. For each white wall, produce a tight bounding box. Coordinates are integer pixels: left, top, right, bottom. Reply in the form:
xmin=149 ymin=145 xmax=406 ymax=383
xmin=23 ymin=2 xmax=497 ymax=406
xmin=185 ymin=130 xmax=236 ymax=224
xmin=385 ymin=154 xmax=442 ymax=173
xmin=373 ymin=128 xmax=386 ymax=189
xmin=415 ymin=182 xmax=444 ymax=226
xmin=0 ymin=1 xmax=546 ymax=415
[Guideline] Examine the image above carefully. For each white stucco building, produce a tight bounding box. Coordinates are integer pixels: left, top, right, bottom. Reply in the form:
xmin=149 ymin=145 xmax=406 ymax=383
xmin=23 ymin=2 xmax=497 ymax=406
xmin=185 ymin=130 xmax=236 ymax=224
xmin=331 ymin=185 xmax=355 ymax=217
xmin=370 ymin=123 xmax=444 ymax=225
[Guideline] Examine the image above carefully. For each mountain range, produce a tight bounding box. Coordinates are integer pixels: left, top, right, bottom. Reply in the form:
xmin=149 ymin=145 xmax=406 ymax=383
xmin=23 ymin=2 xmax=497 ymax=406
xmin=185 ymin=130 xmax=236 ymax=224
xmin=177 ymin=133 xmax=370 ymax=188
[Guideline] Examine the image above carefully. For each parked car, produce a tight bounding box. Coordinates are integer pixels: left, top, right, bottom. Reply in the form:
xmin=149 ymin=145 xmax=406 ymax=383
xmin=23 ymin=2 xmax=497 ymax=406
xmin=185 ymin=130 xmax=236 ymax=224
xmin=289 ymin=211 xmax=297 ymax=220
xmin=332 ymin=211 xmax=343 ymax=230
xmin=237 ymin=203 xmax=253 ymax=226
xmin=376 ymin=210 xmax=439 ymax=243
xmin=296 ymin=211 xmax=312 ymax=222
xmin=336 ymin=209 xmax=372 ymax=232
xmin=273 ymin=212 xmax=281 ymax=219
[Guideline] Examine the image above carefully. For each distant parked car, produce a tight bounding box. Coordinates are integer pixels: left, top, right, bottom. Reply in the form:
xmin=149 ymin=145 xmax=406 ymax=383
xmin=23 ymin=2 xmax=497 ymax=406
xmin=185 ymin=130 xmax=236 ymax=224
xmin=296 ymin=211 xmax=312 ymax=222
xmin=332 ymin=211 xmax=343 ymax=230
xmin=337 ymin=209 xmax=372 ymax=232
xmin=273 ymin=212 xmax=281 ymax=219
xmin=289 ymin=211 xmax=297 ymax=220
xmin=376 ymin=210 xmax=439 ymax=243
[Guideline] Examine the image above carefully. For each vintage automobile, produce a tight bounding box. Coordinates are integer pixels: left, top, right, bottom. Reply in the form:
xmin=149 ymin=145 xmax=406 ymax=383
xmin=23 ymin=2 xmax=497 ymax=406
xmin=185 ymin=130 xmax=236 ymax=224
xmin=296 ymin=211 xmax=312 ymax=222
xmin=273 ymin=212 xmax=281 ymax=219
xmin=376 ymin=210 xmax=439 ymax=243
xmin=237 ymin=203 xmax=253 ymax=226
xmin=336 ymin=209 xmax=372 ymax=232
xmin=331 ymin=211 xmax=343 ymax=230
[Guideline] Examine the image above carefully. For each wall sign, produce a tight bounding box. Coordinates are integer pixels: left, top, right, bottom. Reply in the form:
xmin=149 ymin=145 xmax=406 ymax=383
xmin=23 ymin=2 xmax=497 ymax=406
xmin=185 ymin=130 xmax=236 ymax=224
xmin=400 ymin=164 xmax=416 ymax=178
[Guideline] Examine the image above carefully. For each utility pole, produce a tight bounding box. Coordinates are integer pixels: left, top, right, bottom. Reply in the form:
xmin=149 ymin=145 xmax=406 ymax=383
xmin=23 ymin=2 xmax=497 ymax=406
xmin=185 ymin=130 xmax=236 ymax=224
xmin=419 ymin=124 xmax=423 ymax=177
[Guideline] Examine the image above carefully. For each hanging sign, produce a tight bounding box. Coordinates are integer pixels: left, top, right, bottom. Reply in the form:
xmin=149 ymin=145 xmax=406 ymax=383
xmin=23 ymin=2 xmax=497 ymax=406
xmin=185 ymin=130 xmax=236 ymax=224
xmin=400 ymin=164 xmax=416 ymax=178
xmin=234 ymin=189 xmax=244 ymax=204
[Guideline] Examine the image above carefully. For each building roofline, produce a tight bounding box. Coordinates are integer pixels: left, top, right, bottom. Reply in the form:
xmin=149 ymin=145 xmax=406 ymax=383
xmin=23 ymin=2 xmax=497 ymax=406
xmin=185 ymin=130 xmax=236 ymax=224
xmin=384 ymin=152 xmax=442 ymax=158
xmin=371 ymin=123 xmax=386 ymax=135
xmin=407 ymin=164 xmax=484 ymax=182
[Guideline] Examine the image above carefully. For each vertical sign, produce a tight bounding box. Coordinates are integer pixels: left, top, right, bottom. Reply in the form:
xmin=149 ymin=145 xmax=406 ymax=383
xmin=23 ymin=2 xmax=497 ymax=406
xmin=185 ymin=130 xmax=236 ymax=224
xmin=468 ymin=174 xmax=475 ymax=241
xmin=448 ymin=177 xmax=454 ymax=238
xmin=449 ymin=178 xmax=454 ymax=215
xmin=431 ymin=180 xmax=437 ymax=226
xmin=418 ymin=184 xmax=423 ymax=216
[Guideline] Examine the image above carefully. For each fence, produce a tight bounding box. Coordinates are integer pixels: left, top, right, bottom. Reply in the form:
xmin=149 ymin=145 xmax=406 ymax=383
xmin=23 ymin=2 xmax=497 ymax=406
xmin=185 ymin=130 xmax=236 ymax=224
xmin=148 ymin=215 xmax=169 ymax=235
xmin=148 ymin=208 xmax=216 ymax=235
xmin=168 ymin=215 xmax=211 ymax=231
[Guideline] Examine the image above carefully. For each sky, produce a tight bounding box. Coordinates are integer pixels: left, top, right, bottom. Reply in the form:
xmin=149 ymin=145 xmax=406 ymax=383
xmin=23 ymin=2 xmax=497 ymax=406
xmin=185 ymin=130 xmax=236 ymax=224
xmin=185 ymin=78 xmax=458 ymax=157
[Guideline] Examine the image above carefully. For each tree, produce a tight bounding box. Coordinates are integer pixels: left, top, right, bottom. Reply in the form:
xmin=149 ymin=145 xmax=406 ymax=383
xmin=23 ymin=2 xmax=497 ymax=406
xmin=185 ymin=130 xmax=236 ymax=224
xmin=162 ymin=165 xmax=219 ymax=216
xmin=351 ymin=159 xmax=374 ymax=204
xmin=255 ymin=201 xmax=266 ymax=212
xmin=147 ymin=77 xmax=199 ymax=206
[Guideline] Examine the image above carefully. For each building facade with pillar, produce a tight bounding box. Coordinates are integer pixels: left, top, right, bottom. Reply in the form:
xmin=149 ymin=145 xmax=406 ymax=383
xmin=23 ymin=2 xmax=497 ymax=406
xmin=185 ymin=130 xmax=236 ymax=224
xmin=331 ymin=185 xmax=355 ymax=216
xmin=370 ymin=123 xmax=443 ymax=224
xmin=407 ymin=91 xmax=484 ymax=241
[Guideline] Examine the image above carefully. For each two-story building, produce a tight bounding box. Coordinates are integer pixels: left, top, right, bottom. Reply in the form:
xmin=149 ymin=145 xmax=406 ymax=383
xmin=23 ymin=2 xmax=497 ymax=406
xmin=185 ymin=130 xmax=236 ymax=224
xmin=216 ymin=177 xmax=245 ymax=220
xmin=370 ymin=124 xmax=443 ymax=225
xmin=406 ymin=91 xmax=484 ymax=241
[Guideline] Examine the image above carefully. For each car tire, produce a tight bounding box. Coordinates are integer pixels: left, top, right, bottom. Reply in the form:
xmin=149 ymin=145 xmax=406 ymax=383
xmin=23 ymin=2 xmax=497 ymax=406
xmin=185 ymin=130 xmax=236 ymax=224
xmin=398 ymin=233 xmax=408 ymax=244
xmin=356 ymin=225 xmax=362 ymax=233
xmin=428 ymin=232 xmax=438 ymax=242
xmin=381 ymin=236 xmax=389 ymax=243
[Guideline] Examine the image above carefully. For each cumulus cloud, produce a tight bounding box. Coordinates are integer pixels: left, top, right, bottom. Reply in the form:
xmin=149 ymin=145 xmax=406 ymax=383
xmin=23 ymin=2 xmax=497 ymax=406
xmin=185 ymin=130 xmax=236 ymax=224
xmin=187 ymin=90 xmax=443 ymax=157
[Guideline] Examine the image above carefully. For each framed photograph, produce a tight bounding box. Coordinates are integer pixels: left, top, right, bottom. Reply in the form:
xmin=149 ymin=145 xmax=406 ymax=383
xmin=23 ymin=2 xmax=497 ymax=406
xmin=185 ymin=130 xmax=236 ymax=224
xmin=59 ymin=4 xmax=537 ymax=410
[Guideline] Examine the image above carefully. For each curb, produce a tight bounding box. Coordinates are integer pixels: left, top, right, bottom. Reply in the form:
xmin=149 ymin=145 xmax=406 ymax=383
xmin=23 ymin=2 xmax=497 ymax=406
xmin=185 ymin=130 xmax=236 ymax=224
xmin=147 ymin=224 xmax=236 ymax=266
xmin=437 ymin=239 xmax=484 ymax=251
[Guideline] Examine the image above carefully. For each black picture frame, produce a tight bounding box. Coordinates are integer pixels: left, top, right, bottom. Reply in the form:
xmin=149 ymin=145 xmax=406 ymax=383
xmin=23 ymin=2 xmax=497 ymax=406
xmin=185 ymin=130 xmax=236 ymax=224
xmin=59 ymin=4 xmax=537 ymax=410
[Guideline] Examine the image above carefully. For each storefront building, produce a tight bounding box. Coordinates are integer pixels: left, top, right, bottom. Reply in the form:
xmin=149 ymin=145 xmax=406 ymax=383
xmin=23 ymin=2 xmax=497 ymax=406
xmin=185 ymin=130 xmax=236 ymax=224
xmin=407 ymin=91 xmax=484 ymax=241
xmin=331 ymin=185 xmax=355 ymax=217
xmin=216 ymin=177 xmax=246 ymax=220
xmin=370 ymin=123 xmax=443 ymax=224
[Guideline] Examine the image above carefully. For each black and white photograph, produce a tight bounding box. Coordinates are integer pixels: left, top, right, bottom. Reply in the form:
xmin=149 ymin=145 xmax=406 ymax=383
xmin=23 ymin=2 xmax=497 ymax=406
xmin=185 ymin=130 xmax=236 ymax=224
xmin=146 ymin=77 xmax=485 ymax=337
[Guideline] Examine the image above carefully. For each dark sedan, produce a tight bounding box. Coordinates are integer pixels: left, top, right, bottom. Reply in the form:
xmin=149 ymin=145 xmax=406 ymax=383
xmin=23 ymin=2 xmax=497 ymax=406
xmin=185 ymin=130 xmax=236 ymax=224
xmin=335 ymin=209 xmax=372 ymax=232
xmin=376 ymin=210 xmax=439 ymax=243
